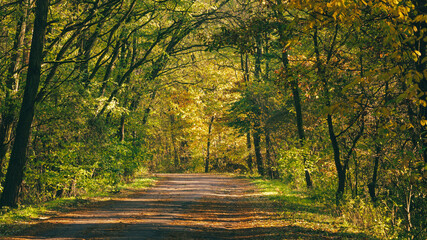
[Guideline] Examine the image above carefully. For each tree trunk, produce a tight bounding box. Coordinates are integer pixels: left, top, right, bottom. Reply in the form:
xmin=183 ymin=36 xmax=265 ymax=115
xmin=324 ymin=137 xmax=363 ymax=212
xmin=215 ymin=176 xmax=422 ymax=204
xmin=265 ymin=129 xmax=278 ymax=179
xmin=0 ymin=0 xmax=29 ymax=178
xmin=254 ymin=33 xmax=262 ymax=80
xmin=204 ymin=116 xmax=214 ymax=173
xmin=119 ymin=115 xmax=125 ymax=142
xmin=265 ymin=130 xmax=271 ymax=178
xmin=313 ymin=26 xmax=344 ymax=204
xmin=253 ymin=123 xmax=264 ymax=176
xmin=142 ymin=90 xmax=157 ymax=125
xmin=5 ymin=0 xmax=27 ymax=92
xmin=169 ymin=114 xmax=179 ymax=169
xmin=281 ymin=43 xmax=313 ymax=188
xmin=80 ymin=21 xmax=103 ymax=87
xmin=368 ymin=144 xmax=381 ymax=202
xmin=0 ymin=0 xmax=49 ymax=208
xmin=240 ymin=53 xmax=252 ymax=172
xmin=326 ymin=114 xmax=345 ymax=204
xmin=291 ymin=78 xmax=313 ymax=188
xmin=354 ymin=153 xmax=358 ymax=197
xmin=246 ymin=132 xmax=253 ymax=171
xmin=99 ymin=40 xmax=121 ymax=97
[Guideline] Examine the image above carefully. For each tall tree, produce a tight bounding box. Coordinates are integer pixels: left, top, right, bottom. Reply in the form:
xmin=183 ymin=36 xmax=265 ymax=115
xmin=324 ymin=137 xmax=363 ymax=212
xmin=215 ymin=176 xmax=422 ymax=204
xmin=205 ymin=116 xmax=215 ymax=172
xmin=0 ymin=0 xmax=49 ymax=208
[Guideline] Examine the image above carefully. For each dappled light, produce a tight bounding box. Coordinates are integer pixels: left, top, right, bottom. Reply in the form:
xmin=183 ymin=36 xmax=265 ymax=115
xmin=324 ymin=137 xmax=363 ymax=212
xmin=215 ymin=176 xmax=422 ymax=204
xmin=8 ymin=175 xmax=376 ymax=239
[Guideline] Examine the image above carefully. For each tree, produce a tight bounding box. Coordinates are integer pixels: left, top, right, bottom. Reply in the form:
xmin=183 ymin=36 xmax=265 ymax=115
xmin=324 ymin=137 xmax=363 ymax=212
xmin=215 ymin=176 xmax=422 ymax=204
xmin=0 ymin=0 xmax=49 ymax=208
xmin=205 ymin=116 xmax=215 ymax=173
xmin=0 ymin=0 xmax=29 ymax=178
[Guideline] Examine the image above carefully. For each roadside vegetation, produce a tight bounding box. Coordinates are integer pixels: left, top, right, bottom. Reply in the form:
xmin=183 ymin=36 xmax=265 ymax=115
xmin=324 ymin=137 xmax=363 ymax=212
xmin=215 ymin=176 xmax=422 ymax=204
xmin=251 ymin=177 xmax=390 ymax=239
xmin=0 ymin=171 xmax=156 ymax=236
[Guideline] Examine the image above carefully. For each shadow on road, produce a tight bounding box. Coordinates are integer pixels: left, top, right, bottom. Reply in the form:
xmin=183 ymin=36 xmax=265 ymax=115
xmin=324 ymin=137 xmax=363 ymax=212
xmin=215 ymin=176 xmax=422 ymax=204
xmin=6 ymin=174 xmax=377 ymax=240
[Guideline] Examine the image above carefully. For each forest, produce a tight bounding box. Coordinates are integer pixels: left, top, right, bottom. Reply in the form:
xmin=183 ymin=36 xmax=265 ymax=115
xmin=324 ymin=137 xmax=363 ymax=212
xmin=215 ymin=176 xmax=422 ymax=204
xmin=0 ymin=0 xmax=425 ymax=239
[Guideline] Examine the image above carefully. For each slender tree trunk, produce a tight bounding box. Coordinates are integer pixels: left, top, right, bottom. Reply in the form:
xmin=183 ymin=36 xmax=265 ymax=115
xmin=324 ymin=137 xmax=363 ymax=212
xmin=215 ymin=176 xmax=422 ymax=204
xmin=265 ymin=130 xmax=271 ymax=177
xmin=80 ymin=21 xmax=104 ymax=87
xmin=245 ymin=54 xmax=249 ymax=79
xmin=361 ymin=51 xmax=380 ymax=202
xmin=253 ymin=123 xmax=264 ymax=176
xmin=116 ymin=37 xmax=136 ymax=142
xmin=204 ymin=116 xmax=214 ymax=173
xmin=142 ymin=90 xmax=157 ymax=125
xmin=0 ymin=0 xmax=49 ymax=208
xmin=254 ymin=34 xmax=262 ymax=81
xmin=313 ymin=26 xmax=345 ymax=204
xmin=252 ymin=32 xmax=264 ymax=176
xmin=5 ymin=0 xmax=27 ymax=92
xmin=119 ymin=115 xmax=125 ymax=142
xmin=241 ymin=53 xmax=250 ymax=83
xmin=0 ymin=0 xmax=29 ymax=178
xmin=99 ymin=40 xmax=121 ymax=96
xmin=275 ymin=4 xmax=312 ymax=186
xmin=265 ymin=129 xmax=278 ymax=179
xmin=281 ymin=42 xmax=313 ymax=188
xmin=172 ymin=137 xmax=179 ymax=169
xmin=291 ymin=78 xmax=313 ymax=188
xmin=354 ymin=153 xmax=358 ymax=196
xmin=246 ymin=132 xmax=253 ymax=171
xmin=327 ymin=114 xmax=345 ymax=203
xmin=240 ymin=53 xmax=253 ymax=172
xmin=170 ymin=114 xmax=179 ymax=169
xmin=264 ymin=35 xmax=269 ymax=81
xmin=368 ymin=144 xmax=381 ymax=202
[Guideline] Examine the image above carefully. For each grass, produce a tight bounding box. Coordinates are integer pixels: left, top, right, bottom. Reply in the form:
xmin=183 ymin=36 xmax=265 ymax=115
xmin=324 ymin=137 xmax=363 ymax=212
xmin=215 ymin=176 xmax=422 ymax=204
xmin=249 ymin=177 xmax=380 ymax=239
xmin=0 ymin=175 xmax=157 ymax=236
xmin=122 ymin=177 xmax=157 ymax=190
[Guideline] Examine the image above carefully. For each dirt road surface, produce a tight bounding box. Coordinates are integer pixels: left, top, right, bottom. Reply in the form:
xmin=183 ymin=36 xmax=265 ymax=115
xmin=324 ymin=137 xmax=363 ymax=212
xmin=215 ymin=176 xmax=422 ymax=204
xmin=6 ymin=174 xmax=364 ymax=239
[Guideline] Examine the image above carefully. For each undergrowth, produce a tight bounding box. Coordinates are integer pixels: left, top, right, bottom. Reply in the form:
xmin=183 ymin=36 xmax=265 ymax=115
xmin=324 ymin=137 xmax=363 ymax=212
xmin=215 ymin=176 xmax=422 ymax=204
xmin=0 ymin=171 xmax=157 ymax=236
xmin=250 ymin=177 xmax=383 ymax=239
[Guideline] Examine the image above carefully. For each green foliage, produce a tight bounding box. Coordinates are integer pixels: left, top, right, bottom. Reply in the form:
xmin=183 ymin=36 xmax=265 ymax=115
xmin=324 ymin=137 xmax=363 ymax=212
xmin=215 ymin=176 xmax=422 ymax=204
xmin=277 ymin=144 xmax=318 ymax=188
xmin=20 ymin=120 xmax=150 ymax=204
xmin=340 ymin=197 xmax=399 ymax=239
xmin=250 ymin=177 xmax=379 ymax=239
xmin=0 ymin=175 xmax=156 ymax=236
